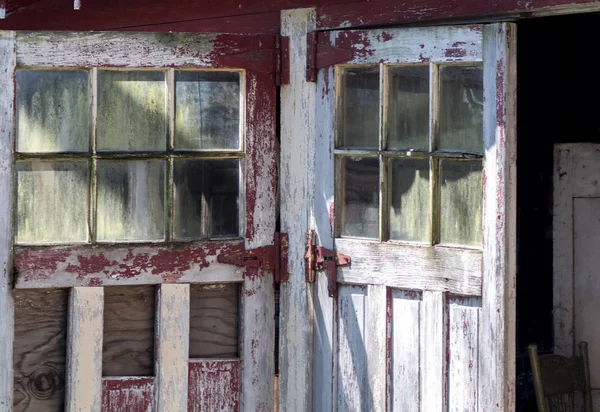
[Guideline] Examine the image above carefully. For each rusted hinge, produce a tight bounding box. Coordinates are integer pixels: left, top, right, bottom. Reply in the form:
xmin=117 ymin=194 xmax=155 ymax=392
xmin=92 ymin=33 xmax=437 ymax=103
xmin=276 ymin=35 xmax=290 ymax=86
xmin=306 ymin=31 xmax=354 ymax=82
xmin=305 ymin=230 xmax=351 ymax=298
xmin=217 ymin=232 xmax=289 ymax=283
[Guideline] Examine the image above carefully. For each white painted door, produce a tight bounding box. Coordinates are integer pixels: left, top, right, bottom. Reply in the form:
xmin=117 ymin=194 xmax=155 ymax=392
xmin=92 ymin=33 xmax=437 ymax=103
xmin=0 ymin=31 xmax=277 ymax=411
xmin=302 ymin=23 xmax=516 ymax=411
xmin=554 ymin=143 xmax=600 ymax=409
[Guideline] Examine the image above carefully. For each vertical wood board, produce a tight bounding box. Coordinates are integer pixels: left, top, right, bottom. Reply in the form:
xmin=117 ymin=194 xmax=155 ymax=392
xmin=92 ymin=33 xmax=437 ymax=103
xmin=102 ymin=377 xmax=154 ymax=412
xmin=421 ymin=291 xmax=446 ymax=412
xmin=188 ymin=359 xmax=239 ymax=412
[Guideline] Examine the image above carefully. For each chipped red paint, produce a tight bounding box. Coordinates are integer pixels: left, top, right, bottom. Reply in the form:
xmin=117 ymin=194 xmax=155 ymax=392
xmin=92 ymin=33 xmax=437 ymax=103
xmin=102 ymin=377 xmax=154 ymax=412
xmin=188 ymin=359 xmax=240 ymax=412
xmin=444 ymin=48 xmax=467 ymax=58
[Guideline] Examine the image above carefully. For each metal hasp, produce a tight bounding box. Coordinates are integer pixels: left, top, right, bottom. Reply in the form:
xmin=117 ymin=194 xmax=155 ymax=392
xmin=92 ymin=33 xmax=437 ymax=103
xmin=217 ymin=232 xmax=289 ymax=283
xmin=305 ymin=230 xmax=351 ymax=297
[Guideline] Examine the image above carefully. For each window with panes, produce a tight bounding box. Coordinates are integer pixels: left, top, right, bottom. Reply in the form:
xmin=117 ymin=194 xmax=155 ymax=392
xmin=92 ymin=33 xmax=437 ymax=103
xmin=335 ymin=63 xmax=483 ymax=247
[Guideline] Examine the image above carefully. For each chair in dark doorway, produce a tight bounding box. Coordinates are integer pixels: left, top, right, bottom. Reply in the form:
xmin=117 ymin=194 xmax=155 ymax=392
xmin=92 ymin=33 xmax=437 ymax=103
xmin=528 ymin=341 xmax=593 ymax=412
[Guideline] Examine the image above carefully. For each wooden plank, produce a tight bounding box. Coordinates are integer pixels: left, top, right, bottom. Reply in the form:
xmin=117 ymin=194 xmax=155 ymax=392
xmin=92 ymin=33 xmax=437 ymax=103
xmin=13 ymin=289 xmax=68 ymax=412
xmin=389 ymin=290 xmax=421 ymax=412
xmin=102 ymin=377 xmax=154 ymax=412
xmin=421 ymin=291 xmax=446 ymax=412
xmin=553 ymin=144 xmax=574 ymax=356
xmin=66 ymin=287 xmax=104 ymax=412
xmin=479 ymin=23 xmax=517 ymax=412
xmin=14 ymin=241 xmax=244 ymax=289
xmin=447 ymin=297 xmax=480 ymax=412
xmin=155 ymin=284 xmax=190 ymax=412
xmin=189 ymin=284 xmax=239 ymax=359
xmin=328 ymin=26 xmax=483 ymax=65
xmin=278 ymin=8 xmax=316 ymax=412
xmin=15 ymin=32 xmax=277 ymax=70
xmin=0 ymin=29 xmax=15 ymax=411
xmin=571 ymin=144 xmax=600 ymax=197
xmin=188 ymin=359 xmax=240 ymax=412
xmin=366 ymin=285 xmax=386 ymax=412
xmin=335 ymin=238 xmax=482 ymax=295
xmin=103 ymin=286 xmax=155 ymax=377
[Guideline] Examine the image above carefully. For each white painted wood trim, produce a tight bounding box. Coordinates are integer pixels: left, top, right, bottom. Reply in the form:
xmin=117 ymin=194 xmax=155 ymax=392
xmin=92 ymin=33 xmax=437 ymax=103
xmin=0 ymin=30 xmax=15 ymax=412
xmin=279 ymin=8 xmax=316 ymax=412
xmin=155 ymin=284 xmax=190 ymax=412
xmin=332 ymin=25 xmax=483 ymax=65
xmin=335 ymin=239 xmax=482 ymax=296
xmin=479 ymin=23 xmax=517 ymax=412
xmin=553 ymin=144 xmax=574 ymax=356
xmin=66 ymin=287 xmax=104 ymax=412
xmin=421 ymin=291 xmax=446 ymax=412
xmin=367 ymin=285 xmax=387 ymax=412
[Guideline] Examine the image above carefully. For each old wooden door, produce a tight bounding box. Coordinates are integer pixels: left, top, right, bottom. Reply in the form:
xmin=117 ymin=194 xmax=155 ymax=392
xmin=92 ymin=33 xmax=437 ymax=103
xmin=554 ymin=143 xmax=600 ymax=408
xmin=278 ymin=21 xmax=516 ymax=411
xmin=0 ymin=31 xmax=277 ymax=411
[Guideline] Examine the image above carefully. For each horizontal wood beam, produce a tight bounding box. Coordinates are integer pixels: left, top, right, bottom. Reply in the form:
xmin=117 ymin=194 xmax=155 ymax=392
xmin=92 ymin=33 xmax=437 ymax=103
xmin=335 ymin=238 xmax=482 ymax=296
xmin=14 ymin=241 xmax=245 ymax=288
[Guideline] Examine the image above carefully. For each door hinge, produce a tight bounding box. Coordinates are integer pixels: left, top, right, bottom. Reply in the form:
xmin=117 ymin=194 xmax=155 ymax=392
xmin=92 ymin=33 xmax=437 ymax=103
xmin=217 ymin=232 xmax=289 ymax=284
xmin=276 ymin=35 xmax=290 ymax=86
xmin=305 ymin=230 xmax=351 ymax=298
xmin=306 ymin=31 xmax=354 ymax=82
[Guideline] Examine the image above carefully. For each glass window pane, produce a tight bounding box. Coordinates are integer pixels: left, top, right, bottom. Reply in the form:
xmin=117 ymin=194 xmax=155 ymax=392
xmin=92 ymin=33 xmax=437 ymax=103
xmin=16 ymin=161 xmax=89 ymax=244
xmin=438 ymin=65 xmax=483 ymax=152
xmin=17 ymin=70 xmax=90 ymax=153
xmin=97 ymin=160 xmax=165 ymax=241
xmin=389 ymin=158 xmax=430 ymax=242
xmin=173 ymin=159 xmax=239 ymax=239
xmin=388 ymin=66 xmax=429 ymax=150
xmin=175 ymin=71 xmax=240 ymax=150
xmin=342 ymin=157 xmax=379 ymax=238
xmin=440 ymin=160 xmax=483 ymax=246
xmin=97 ymin=71 xmax=166 ymax=152
xmin=338 ymin=67 xmax=379 ymax=149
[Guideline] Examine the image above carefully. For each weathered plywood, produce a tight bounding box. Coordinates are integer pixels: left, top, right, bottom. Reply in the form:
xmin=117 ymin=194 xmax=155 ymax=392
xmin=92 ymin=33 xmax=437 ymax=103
xmin=278 ymin=8 xmax=316 ymax=412
xmin=389 ymin=290 xmax=421 ymax=412
xmin=335 ymin=238 xmax=482 ymax=296
xmin=447 ymin=297 xmax=480 ymax=412
xmin=155 ymin=284 xmax=190 ymax=412
xmin=188 ymin=359 xmax=239 ymax=412
xmin=0 ymin=30 xmax=15 ymax=411
xmin=66 ymin=287 xmax=104 ymax=412
xmin=13 ymin=289 xmax=68 ymax=412
xmin=103 ymin=286 xmax=155 ymax=377
xmin=102 ymin=377 xmax=154 ymax=412
xmin=479 ymin=23 xmax=517 ymax=412
xmin=421 ymin=291 xmax=446 ymax=412
xmin=189 ymin=284 xmax=239 ymax=359
xmin=14 ymin=241 xmax=244 ymax=289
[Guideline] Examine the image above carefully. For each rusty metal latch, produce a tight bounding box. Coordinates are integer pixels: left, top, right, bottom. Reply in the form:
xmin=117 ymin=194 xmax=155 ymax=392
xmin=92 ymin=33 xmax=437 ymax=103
xmin=305 ymin=230 xmax=351 ymax=298
xmin=217 ymin=232 xmax=289 ymax=283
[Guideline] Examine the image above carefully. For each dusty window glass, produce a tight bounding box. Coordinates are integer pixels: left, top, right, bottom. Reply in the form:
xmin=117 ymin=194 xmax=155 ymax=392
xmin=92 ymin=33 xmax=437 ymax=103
xmin=342 ymin=157 xmax=379 ymax=239
xmin=17 ymin=70 xmax=90 ymax=153
xmin=175 ymin=71 xmax=240 ymax=150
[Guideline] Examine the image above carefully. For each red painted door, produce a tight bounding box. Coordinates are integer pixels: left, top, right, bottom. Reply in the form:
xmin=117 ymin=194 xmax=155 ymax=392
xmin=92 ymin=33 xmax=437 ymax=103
xmin=2 ymin=31 xmax=277 ymax=411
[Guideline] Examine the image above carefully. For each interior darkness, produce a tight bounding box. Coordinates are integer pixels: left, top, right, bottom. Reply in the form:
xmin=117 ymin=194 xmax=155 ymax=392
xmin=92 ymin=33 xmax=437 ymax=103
xmin=516 ymin=13 xmax=600 ymax=410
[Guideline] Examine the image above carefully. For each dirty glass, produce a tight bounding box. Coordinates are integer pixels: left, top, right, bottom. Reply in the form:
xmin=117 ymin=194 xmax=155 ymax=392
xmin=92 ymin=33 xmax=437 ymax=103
xmin=438 ymin=65 xmax=483 ymax=153
xmin=342 ymin=157 xmax=379 ymax=239
xmin=16 ymin=161 xmax=89 ymax=244
xmin=97 ymin=70 xmax=167 ymax=152
xmin=387 ymin=66 xmax=429 ymax=150
xmin=173 ymin=158 xmax=239 ymax=239
xmin=17 ymin=70 xmax=90 ymax=153
xmin=96 ymin=160 xmax=165 ymax=241
xmin=175 ymin=71 xmax=240 ymax=150
xmin=338 ymin=66 xmax=380 ymax=149
xmin=389 ymin=158 xmax=430 ymax=242
xmin=439 ymin=159 xmax=483 ymax=246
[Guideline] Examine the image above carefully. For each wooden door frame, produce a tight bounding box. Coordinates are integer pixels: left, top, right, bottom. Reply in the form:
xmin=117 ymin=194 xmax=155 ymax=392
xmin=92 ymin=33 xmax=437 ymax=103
xmin=278 ymin=18 xmax=516 ymax=411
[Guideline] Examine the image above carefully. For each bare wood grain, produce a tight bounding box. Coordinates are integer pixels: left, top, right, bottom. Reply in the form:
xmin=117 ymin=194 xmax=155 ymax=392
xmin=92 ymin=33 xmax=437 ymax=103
xmin=13 ymin=289 xmax=68 ymax=412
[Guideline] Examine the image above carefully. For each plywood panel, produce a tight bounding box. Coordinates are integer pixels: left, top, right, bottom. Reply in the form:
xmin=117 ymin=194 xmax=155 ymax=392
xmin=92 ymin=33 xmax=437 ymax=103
xmin=13 ymin=289 xmax=68 ymax=412
xmin=447 ymin=296 xmax=481 ymax=412
xmin=188 ymin=359 xmax=239 ymax=412
xmin=103 ymin=286 xmax=155 ymax=377
xmin=189 ymin=284 xmax=239 ymax=358
xmin=389 ymin=290 xmax=421 ymax=412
